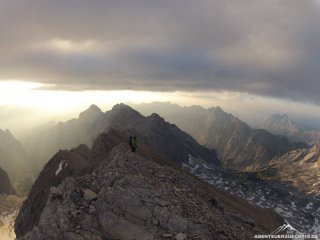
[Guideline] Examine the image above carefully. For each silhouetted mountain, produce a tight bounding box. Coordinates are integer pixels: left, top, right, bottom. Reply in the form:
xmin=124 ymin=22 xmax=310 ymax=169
xmin=16 ymin=130 xmax=283 ymax=239
xmin=133 ymin=102 xmax=301 ymax=170
xmin=263 ymin=113 xmax=320 ymax=145
xmin=264 ymin=114 xmax=301 ymax=137
xmin=0 ymin=129 xmax=28 ymax=185
xmin=105 ymin=104 xmax=220 ymax=167
xmin=0 ymin=166 xmax=16 ymax=195
xmin=25 ymin=104 xmax=220 ymax=174
xmin=78 ymin=104 xmax=103 ymax=122
xmin=23 ymin=104 xmax=105 ymax=174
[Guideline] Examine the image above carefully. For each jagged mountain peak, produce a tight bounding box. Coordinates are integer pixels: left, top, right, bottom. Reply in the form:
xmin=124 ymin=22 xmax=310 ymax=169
xmin=148 ymin=112 xmax=165 ymax=122
xmin=105 ymin=107 xmax=221 ymax=167
xmin=111 ymin=103 xmax=132 ymax=111
xmin=266 ymin=113 xmax=294 ymax=125
xmin=263 ymin=113 xmax=320 ymax=144
xmin=264 ymin=113 xmax=300 ymax=136
xmin=214 ymin=105 xmax=223 ymax=111
xmin=110 ymin=103 xmax=142 ymax=117
xmin=25 ymin=103 xmax=222 ymax=176
xmin=208 ymin=106 xmax=235 ymax=119
xmin=78 ymin=104 xmax=103 ymax=120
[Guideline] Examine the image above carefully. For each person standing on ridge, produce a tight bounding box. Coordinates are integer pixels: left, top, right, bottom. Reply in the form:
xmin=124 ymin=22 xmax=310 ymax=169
xmin=128 ymin=135 xmax=138 ymax=152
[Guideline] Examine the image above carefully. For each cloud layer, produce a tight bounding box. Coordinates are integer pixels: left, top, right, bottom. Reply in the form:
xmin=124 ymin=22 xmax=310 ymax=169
xmin=1 ymin=0 xmax=320 ymax=103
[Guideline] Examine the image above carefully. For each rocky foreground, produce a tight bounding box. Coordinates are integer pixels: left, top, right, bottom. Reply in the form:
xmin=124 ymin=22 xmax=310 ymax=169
xmin=16 ymin=131 xmax=283 ymax=240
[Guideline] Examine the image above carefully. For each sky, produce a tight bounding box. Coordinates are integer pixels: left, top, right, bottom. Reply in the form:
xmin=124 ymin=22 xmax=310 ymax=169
xmin=1 ymin=0 xmax=320 ymax=131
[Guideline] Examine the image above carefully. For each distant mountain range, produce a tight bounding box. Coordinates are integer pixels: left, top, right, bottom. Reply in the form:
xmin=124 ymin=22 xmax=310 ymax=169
xmin=132 ymin=102 xmax=304 ymax=170
xmin=263 ymin=113 xmax=320 ymax=144
xmin=24 ymin=103 xmax=220 ymax=176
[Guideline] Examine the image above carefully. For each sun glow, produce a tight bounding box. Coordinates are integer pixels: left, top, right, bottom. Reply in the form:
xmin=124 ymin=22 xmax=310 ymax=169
xmin=47 ymin=38 xmax=99 ymax=53
xmin=0 ymin=81 xmax=167 ymax=113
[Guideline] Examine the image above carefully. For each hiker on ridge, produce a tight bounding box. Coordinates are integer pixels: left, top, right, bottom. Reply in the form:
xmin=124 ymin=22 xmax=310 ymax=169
xmin=128 ymin=135 xmax=138 ymax=152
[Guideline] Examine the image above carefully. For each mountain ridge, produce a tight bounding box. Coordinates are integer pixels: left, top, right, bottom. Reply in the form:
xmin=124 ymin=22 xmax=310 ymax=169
xmin=132 ymin=102 xmax=303 ymax=170
xmin=16 ymin=122 xmax=220 ymax=237
xmin=24 ymin=103 xmax=220 ymax=175
xmin=16 ymin=130 xmax=283 ymax=239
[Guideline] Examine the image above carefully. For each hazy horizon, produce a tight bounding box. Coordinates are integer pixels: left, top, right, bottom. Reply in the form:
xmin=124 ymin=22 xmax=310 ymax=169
xmin=1 ymin=99 xmax=320 ymax=140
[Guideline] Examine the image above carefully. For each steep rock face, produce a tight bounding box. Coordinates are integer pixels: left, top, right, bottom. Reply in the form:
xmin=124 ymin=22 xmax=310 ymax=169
xmin=24 ymin=104 xmax=220 ymax=175
xmin=0 ymin=166 xmax=16 ymax=195
xmin=133 ymin=102 xmax=299 ymax=170
xmin=17 ymin=140 xmax=283 ymax=240
xmin=0 ymin=129 xmax=28 ymax=184
xmin=15 ymin=144 xmax=96 ymax=237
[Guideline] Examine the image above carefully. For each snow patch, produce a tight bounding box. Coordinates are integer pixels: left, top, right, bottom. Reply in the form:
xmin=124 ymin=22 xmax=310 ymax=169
xmin=305 ymin=202 xmax=313 ymax=210
xmin=55 ymin=160 xmax=67 ymax=176
xmin=275 ymin=207 xmax=284 ymax=213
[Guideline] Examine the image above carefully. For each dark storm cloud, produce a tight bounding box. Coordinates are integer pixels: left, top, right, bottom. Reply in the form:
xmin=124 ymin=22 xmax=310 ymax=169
xmin=1 ymin=0 xmax=320 ymax=103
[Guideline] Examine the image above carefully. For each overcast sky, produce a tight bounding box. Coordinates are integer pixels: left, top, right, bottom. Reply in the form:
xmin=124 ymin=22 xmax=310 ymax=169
xmin=1 ymin=0 xmax=320 ymax=102
xmin=1 ymin=0 xmax=320 ymax=133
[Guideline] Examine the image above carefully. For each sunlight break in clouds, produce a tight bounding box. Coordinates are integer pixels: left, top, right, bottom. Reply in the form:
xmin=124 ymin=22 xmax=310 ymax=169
xmin=45 ymin=38 xmax=103 ymax=54
xmin=1 ymin=81 xmax=320 ymax=129
xmin=0 ymin=81 xmax=167 ymax=113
